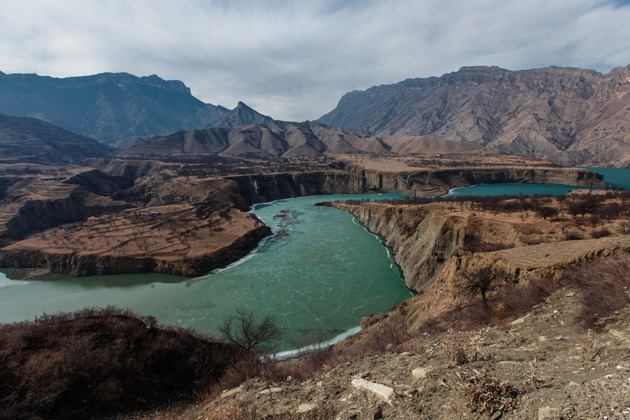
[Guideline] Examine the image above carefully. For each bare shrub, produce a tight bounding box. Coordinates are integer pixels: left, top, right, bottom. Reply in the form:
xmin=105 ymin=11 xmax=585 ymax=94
xmin=452 ymin=369 xmax=520 ymax=416
xmin=219 ymin=308 xmax=281 ymax=354
xmin=438 ymin=338 xmax=469 ymax=365
xmin=563 ymin=230 xmax=584 ymax=240
xmin=589 ymin=227 xmax=611 ymax=239
xmin=536 ymin=206 xmax=559 ymax=220
xmin=492 ymin=277 xmax=553 ymax=322
xmin=437 ymin=335 xmax=492 ymax=366
xmin=456 ymin=266 xmax=510 ymax=309
xmin=559 ymin=258 xmax=630 ymax=328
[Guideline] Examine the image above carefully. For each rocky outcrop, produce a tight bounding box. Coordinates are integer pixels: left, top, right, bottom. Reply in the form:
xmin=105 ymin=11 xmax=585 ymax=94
xmin=227 ymin=171 xmax=365 ymax=204
xmin=0 ymin=224 xmax=271 ymax=277
xmin=333 ymin=199 xmax=630 ymax=325
xmin=333 ymin=203 xmax=471 ymax=291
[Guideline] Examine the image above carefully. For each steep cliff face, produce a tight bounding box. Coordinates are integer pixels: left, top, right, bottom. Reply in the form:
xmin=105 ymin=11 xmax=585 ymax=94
xmin=3 ymin=190 xmax=128 ymax=241
xmin=384 ymin=166 xmax=604 ymax=195
xmin=333 ymin=199 xmax=630 ymax=330
xmin=227 ymin=171 xmax=366 ymax=204
xmin=228 ymin=166 xmax=604 ymax=205
xmin=0 ymin=224 xmax=271 ymax=277
xmin=334 ymin=202 xmax=521 ymax=291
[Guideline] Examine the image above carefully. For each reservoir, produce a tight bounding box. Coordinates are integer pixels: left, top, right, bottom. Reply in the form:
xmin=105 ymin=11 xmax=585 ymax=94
xmin=0 ymin=176 xmax=623 ymax=351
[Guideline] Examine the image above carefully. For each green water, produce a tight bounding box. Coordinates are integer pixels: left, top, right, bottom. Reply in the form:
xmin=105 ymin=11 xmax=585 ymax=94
xmin=579 ymin=167 xmax=630 ymax=189
xmin=0 ymin=193 xmax=412 ymax=351
xmin=446 ymin=183 xmax=589 ymax=197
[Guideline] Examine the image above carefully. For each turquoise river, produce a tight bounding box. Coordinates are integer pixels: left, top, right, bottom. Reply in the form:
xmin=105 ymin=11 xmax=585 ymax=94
xmin=1 ymin=171 xmax=627 ymax=352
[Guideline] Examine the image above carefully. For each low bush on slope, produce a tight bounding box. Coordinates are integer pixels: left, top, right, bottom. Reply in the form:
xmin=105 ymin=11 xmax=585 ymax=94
xmin=0 ymin=306 xmax=242 ymax=419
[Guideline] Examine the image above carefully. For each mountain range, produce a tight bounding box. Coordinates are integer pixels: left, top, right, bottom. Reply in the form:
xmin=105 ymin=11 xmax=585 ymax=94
xmin=2 ymin=66 xmax=630 ymax=166
xmin=0 ymin=71 xmax=228 ymax=144
xmin=318 ymin=65 xmax=630 ymax=166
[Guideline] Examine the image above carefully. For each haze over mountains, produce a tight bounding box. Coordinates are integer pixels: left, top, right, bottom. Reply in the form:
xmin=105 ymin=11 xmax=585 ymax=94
xmin=318 ymin=65 xmax=630 ymax=167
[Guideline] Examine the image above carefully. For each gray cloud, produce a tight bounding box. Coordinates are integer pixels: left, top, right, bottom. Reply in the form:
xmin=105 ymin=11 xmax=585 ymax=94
xmin=1 ymin=0 xmax=629 ymax=121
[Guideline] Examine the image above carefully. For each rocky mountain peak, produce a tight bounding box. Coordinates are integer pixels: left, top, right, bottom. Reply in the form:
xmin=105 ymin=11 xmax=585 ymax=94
xmin=208 ymin=101 xmax=273 ymax=128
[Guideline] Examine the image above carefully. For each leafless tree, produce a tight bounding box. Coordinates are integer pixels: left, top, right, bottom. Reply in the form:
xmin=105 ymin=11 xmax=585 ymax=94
xmin=457 ymin=266 xmax=509 ymax=309
xmin=219 ymin=308 xmax=281 ymax=354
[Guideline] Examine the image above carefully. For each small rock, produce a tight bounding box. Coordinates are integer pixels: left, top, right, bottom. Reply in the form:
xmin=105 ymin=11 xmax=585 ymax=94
xmin=490 ymin=411 xmax=503 ymax=420
xmin=538 ymin=406 xmax=560 ymax=419
xmin=351 ymin=378 xmax=394 ymax=405
xmin=567 ymin=381 xmax=580 ymax=387
xmin=539 ymin=336 xmax=548 ymax=342
xmin=565 ymin=291 xmax=576 ymax=297
xmin=297 ymin=403 xmax=316 ymax=413
xmin=510 ymin=315 xmax=528 ymax=325
xmin=220 ymin=386 xmax=243 ymax=399
xmin=411 ymin=367 xmax=430 ymax=379
xmin=259 ymin=387 xmax=282 ymax=395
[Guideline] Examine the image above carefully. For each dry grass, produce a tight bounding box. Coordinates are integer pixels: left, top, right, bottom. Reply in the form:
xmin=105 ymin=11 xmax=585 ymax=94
xmin=452 ymin=369 xmax=520 ymax=416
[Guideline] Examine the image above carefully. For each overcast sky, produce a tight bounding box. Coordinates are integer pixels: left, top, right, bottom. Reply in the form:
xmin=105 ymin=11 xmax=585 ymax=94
xmin=1 ymin=0 xmax=630 ymax=121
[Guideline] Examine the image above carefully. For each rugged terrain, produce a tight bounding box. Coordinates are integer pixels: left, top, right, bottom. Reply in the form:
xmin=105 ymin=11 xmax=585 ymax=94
xmin=318 ymin=65 xmax=630 ymax=167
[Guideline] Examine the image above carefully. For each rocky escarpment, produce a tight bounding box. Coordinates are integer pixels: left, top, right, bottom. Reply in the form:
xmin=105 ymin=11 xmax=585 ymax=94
xmin=0 ymin=161 xmax=607 ymax=277
xmin=355 ymin=166 xmax=605 ymax=195
xmin=2 ymin=189 xmax=128 ymax=243
xmin=228 ymin=166 xmax=604 ymax=205
xmin=332 ymin=197 xmax=630 ymax=317
xmin=332 ymin=203 xmax=475 ymax=291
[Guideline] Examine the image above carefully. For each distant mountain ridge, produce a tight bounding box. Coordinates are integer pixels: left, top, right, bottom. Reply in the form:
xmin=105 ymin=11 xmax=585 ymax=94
xmin=116 ymin=119 xmax=481 ymax=159
xmin=0 ymin=72 xmax=229 ymax=144
xmin=318 ymin=65 xmax=630 ymax=167
xmin=0 ymin=114 xmax=112 ymax=165
xmin=208 ymin=101 xmax=273 ymax=128
xmin=117 ymin=120 xmax=392 ymax=158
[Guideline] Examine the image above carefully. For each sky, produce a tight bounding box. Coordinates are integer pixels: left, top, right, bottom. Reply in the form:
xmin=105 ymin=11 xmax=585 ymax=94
xmin=1 ymin=0 xmax=630 ymax=121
